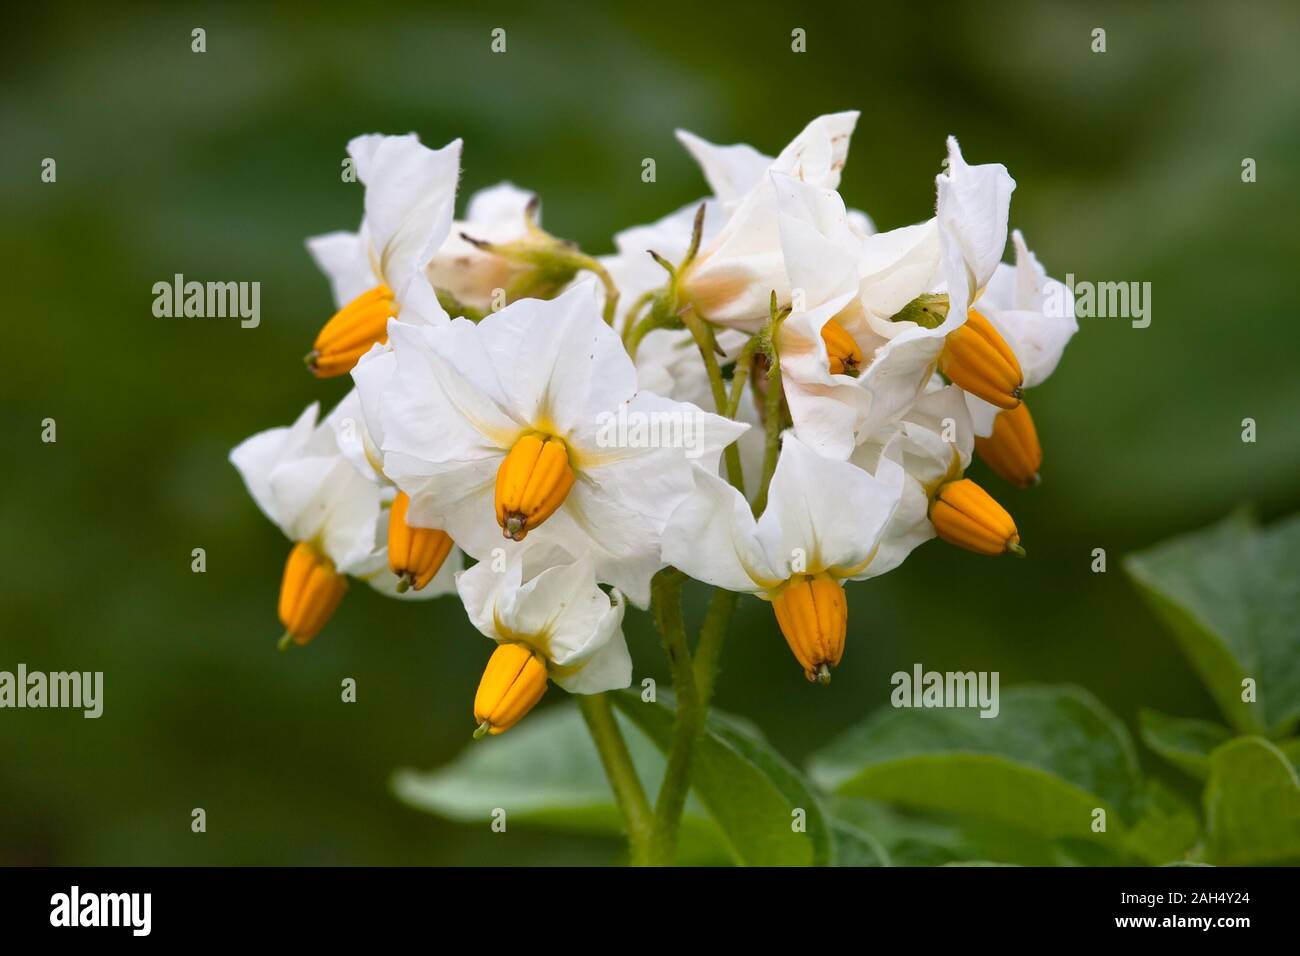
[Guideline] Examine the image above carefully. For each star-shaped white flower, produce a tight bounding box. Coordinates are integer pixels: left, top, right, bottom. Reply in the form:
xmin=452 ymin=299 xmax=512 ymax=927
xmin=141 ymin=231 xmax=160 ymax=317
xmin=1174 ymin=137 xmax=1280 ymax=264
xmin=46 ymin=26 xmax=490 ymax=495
xmin=354 ymin=281 xmax=749 ymax=608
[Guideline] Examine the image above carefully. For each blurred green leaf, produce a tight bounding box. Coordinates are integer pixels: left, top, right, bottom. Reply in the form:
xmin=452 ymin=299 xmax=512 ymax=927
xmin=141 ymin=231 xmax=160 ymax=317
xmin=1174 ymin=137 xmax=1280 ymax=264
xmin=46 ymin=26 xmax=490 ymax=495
xmin=828 ymin=819 xmax=891 ymax=867
xmin=1138 ymin=708 xmax=1233 ymax=779
xmin=392 ymin=704 xmax=729 ymax=865
xmin=829 ymin=797 xmax=1108 ymax=866
xmin=807 ymin=685 xmax=1144 ymax=851
xmin=1204 ymin=737 xmax=1300 ymax=865
xmin=1125 ymin=511 xmax=1300 ymax=735
xmin=612 ymin=691 xmax=832 ymax=866
xmin=1122 ymin=781 xmax=1202 ymax=866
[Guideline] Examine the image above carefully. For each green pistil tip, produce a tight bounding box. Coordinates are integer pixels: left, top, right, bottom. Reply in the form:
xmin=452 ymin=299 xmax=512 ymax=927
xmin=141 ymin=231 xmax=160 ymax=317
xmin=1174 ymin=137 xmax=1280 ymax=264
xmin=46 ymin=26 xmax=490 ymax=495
xmin=277 ymin=632 xmax=294 ymax=652
xmin=473 ymin=720 xmax=492 ymax=740
xmin=1007 ymin=541 xmax=1027 ymax=558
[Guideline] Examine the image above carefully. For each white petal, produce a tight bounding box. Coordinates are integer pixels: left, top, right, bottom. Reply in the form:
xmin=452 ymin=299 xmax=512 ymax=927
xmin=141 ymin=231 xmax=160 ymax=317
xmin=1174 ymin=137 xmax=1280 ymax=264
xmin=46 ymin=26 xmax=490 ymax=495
xmin=756 ymin=433 xmax=900 ymax=577
xmin=477 ymin=282 xmax=636 ymax=437
xmin=773 ymin=172 xmax=862 ymax=307
xmin=351 ymin=133 xmax=463 ymax=304
xmin=662 ymin=467 xmax=774 ymax=592
xmin=465 ymin=182 xmax=536 ymax=228
xmin=675 ymin=128 xmax=774 ymax=207
xmin=977 ymin=231 xmax=1078 ymax=388
xmin=936 ymin=136 xmax=1015 ymax=308
xmin=305 ymin=228 xmax=376 ymax=309
xmin=229 ymin=402 xmax=320 ymax=532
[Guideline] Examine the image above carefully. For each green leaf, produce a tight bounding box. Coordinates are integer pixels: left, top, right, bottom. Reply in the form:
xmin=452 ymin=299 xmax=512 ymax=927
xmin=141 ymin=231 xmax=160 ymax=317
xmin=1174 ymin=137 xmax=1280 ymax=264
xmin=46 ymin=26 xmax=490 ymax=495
xmin=830 ymin=797 xmax=1097 ymax=866
xmin=1204 ymin=736 xmax=1300 ymax=865
xmin=1122 ymin=780 xmax=1202 ymax=865
xmin=807 ymin=685 xmax=1144 ymax=851
xmin=392 ymin=703 xmax=729 ymax=865
xmin=1138 ymin=708 xmax=1233 ymax=779
xmin=611 ymin=691 xmax=832 ymax=866
xmin=827 ymin=819 xmax=891 ymax=867
xmin=1125 ymin=510 xmax=1300 ymax=735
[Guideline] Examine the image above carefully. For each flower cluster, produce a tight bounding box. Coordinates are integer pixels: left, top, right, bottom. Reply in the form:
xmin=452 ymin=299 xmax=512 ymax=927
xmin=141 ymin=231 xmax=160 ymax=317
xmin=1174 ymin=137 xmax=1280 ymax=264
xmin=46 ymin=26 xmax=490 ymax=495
xmin=231 ymin=114 xmax=1077 ymax=735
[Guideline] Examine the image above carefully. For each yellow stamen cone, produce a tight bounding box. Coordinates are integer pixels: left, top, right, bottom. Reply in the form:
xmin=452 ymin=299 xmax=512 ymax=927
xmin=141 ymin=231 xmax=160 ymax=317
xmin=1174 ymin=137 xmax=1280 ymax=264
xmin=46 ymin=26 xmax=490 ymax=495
xmin=939 ymin=309 xmax=1024 ymax=410
xmin=388 ymin=491 xmax=454 ymax=592
xmin=930 ymin=478 xmax=1024 ymax=556
xmin=769 ymin=573 xmax=847 ymax=684
xmin=473 ymin=643 xmax=550 ymax=736
xmin=975 ymin=401 xmax=1042 ymax=489
xmin=306 ymin=284 xmax=396 ymax=378
xmin=820 ymin=318 xmax=863 ymax=377
xmin=494 ymin=434 xmax=575 ymax=541
xmin=277 ymin=542 xmax=348 ymax=646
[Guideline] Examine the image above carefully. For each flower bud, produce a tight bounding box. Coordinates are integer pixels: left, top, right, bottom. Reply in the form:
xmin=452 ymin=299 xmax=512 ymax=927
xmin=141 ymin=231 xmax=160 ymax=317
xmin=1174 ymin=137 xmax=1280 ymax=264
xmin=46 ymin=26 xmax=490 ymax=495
xmin=940 ymin=309 xmax=1023 ymax=410
xmin=388 ymin=491 xmax=454 ymax=592
xmin=930 ymin=478 xmax=1024 ymax=556
xmin=473 ymin=642 xmax=550 ymax=736
xmin=975 ymin=401 xmax=1041 ymax=489
xmin=494 ymin=434 xmax=575 ymax=541
xmin=769 ymin=572 xmax=847 ymax=685
xmin=277 ymin=541 xmax=348 ymax=648
xmin=305 ymin=284 xmax=395 ymax=378
xmin=820 ymin=318 xmax=864 ymax=377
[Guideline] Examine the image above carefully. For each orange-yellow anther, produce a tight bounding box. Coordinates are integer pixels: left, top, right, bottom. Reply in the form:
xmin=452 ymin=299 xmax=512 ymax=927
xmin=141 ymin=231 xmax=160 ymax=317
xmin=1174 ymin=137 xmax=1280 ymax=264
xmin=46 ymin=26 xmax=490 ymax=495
xmin=494 ymin=434 xmax=575 ymax=541
xmin=306 ymin=284 xmax=396 ymax=378
xmin=388 ymin=491 xmax=454 ymax=592
xmin=277 ymin=541 xmax=348 ymax=647
xmin=939 ymin=309 xmax=1024 ymax=410
xmin=473 ymin=642 xmax=550 ymax=736
xmin=821 ymin=319 xmax=863 ymax=377
xmin=769 ymin=572 xmax=847 ymax=685
xmin=975 ymin=401 xmax=1042 ymax=489
xmin=930 ymin=478 xmax=1024 ymax=556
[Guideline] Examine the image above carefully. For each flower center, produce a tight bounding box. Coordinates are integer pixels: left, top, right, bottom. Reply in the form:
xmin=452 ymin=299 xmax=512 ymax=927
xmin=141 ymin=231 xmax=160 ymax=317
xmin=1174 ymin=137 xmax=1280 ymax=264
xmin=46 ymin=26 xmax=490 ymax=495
xmin=278 ymin=541 xmax=348 ymax=649
xmin=939 ymin=309 xmax=1024 ymax=409
xmin=974 ymin=401 xmax=1041 ymax=489
xmin=388 ymin=491 xmax=455 ymax=592
xmin=305 ymin=284 xmax=396 ymax=378
xmin=473 ymin=642 xmax=550 ymax=737
xmin=820 ymin=318 xmax=864 ymax=377
xmin=768 ymin=572 xmax=847 ymax=684
xmin=494 ymin=434 xmax=576 ymax=541
xmin=929 ymin=478 xmax=1024 ymax=556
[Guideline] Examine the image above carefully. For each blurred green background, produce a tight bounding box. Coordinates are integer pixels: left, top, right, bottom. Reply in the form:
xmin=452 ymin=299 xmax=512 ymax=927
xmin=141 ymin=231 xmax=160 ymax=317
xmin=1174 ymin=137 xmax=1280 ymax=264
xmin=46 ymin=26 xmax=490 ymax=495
xmin=2 ymin=0 xmax=1297 ymax=864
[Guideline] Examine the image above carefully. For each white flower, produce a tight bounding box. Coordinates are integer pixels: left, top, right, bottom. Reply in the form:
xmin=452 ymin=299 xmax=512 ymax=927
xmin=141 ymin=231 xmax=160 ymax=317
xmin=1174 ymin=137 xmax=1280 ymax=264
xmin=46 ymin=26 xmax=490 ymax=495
xmin=962 ymin=229 xmax=1078 ymax=436
xmin=662 ymin=432 xmax=901 ymax=681
xmin=772 ymin=136 xmax=1017 ymax=458
xmin=355 ymin=281 xmax=749 ymax=608
xmin=230 ymin=397 xmax=460 ymax=646
xmin=304 ymin=133 xmax=461 ymax=376
xmin=458 ymin=545 xmax=631 ymax=696
xmin=676 ymin=112 xmax=860 ymax=332
xmin=849 ymin=384 xmax=974 ymax=575
xmin=663 ymin=432 xmax=902 ymax=593
xmin=427 ymin=182 xmax=539 ymax=314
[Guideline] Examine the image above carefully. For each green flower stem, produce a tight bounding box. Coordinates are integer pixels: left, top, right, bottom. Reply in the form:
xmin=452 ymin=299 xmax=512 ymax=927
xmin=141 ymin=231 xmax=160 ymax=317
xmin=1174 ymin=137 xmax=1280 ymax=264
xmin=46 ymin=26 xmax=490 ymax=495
xmin=577 ymin=692 xmax=654 ymax=866
xmin=680 ymin=309 xmax=745 ymax=495
xmin=726 ymin=335 xmax=762 ymax=419
xmin=750 ymin=347 xmax=785 ymax=517
xmin=620 ymin=290 xmax=656 ymax=349
xmin=560 ymin=251 xmax=620 ymax=326
xmin=647 ymin=567 xmax=704 ymax=866
xmin=692 ymin=587 xmax=738 ymax=709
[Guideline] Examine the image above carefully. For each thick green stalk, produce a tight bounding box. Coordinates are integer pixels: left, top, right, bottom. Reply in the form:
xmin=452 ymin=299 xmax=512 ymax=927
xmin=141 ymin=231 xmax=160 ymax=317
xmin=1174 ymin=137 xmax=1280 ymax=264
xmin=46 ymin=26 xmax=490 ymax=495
xmin=693 ymin=587 xmax=738 ymax=708
xmin=577 ymin=692 xmax=654 ymax=866
xmin=647 ymin=568 xmax=703 ymax=866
